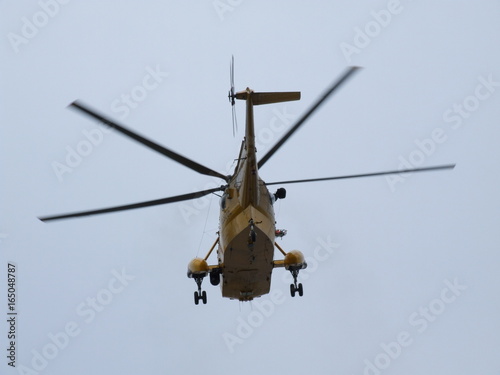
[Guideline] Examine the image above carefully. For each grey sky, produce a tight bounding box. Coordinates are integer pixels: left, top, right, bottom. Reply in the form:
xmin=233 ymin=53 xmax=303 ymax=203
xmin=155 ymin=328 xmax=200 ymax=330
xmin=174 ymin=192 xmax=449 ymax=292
xmin=1 ymin=1 xmax=500 ymax=374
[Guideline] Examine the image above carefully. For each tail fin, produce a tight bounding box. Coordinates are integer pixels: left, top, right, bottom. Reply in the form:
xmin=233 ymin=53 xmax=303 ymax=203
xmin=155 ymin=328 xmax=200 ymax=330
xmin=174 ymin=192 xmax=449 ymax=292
xmin=252 ymin=91 xmax=300 ymax=105
xmin=236 ymin=91 xmax=301 ymax=105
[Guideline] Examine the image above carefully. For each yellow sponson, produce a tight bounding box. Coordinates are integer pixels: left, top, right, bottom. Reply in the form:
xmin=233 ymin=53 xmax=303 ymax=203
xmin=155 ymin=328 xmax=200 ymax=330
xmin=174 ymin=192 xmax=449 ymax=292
xmin=187 ymin=258 xmax=209 ymax=278
xmin=284 ymin=250 xmax=307 ymax=270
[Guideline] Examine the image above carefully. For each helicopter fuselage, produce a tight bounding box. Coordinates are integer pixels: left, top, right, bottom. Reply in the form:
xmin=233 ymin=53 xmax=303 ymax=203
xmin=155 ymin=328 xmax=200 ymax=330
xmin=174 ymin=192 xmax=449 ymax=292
xmin=218 ymin=89 xmax=277 ymax=301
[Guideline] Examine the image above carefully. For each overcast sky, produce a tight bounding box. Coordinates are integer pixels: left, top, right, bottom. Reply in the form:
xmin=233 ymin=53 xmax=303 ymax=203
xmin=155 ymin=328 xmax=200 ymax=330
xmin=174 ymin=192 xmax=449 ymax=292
xmin=1 ymin=1 xmax=500 ymax=374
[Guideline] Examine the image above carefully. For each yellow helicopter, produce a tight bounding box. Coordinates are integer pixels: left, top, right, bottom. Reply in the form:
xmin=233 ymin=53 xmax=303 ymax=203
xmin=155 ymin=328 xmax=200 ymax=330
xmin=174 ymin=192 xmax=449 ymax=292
xmin=39 ymin=62 xmax=455 ymax=304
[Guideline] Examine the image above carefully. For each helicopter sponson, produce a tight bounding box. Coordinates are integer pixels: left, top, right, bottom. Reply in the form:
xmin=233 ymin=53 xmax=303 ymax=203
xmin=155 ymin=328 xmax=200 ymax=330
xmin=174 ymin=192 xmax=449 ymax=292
xmin=283 ymin=250 xmax=307 ymax=271
xmin=187 ymin=258 xmax=209 ymax=278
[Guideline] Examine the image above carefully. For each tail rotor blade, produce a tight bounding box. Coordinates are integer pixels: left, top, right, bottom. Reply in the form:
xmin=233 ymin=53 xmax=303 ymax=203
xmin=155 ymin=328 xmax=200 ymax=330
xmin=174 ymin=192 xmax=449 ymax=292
xmin=228 ymin=54 xmax=236 ymax=105
xmin=228 ymin=55 xmax=238 ymax=136
xmin=230 ymin=55 xmax=235 ymax=96
xmin=232 ymin=105 xmax=238 ymax=136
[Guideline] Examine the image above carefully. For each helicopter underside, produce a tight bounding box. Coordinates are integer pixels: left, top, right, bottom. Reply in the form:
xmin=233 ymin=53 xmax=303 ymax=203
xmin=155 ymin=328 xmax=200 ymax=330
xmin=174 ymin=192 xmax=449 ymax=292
xmin=220 ymin=224 xmax=274 ymax=301
xmin=218 ymin=202 xmax=276 ymax=301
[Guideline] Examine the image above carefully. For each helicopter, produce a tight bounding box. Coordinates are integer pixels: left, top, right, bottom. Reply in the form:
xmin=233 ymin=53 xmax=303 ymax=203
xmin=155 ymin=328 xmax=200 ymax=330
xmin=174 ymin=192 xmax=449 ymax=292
xmin=39 ymin=61 xmax=455 ymax=305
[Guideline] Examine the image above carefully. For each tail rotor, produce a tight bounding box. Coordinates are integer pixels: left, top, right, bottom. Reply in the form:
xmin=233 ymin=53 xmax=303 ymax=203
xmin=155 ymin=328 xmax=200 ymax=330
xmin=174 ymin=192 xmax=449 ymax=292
xmin=228 ymin=55 xmax=238 ymax=136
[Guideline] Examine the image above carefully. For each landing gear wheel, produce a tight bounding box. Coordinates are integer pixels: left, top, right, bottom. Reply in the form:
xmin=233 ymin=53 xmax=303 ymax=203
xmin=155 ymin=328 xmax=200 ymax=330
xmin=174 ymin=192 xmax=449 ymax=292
xmin=194 ymin=291 xmax=200 ymax=305
xmin=202 ymin=291 xmax=207 ymax=304
xmin=193 ymin=276 xmax=207 ymax=305
xmin=289 ymin=269 xmax=304 ymax=297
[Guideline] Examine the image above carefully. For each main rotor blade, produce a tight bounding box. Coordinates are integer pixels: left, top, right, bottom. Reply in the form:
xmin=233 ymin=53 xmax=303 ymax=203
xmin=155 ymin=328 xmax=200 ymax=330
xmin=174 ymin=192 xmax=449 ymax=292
xmin=265 ymin=164 xmax=455 ymax=186
xmin=257 ymin=66 xmax=360 ymax=169
xmin=69 ymin=101 xmax=227 ymax=181
xmin=39 ymin=186 xmax=225 ymax=222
